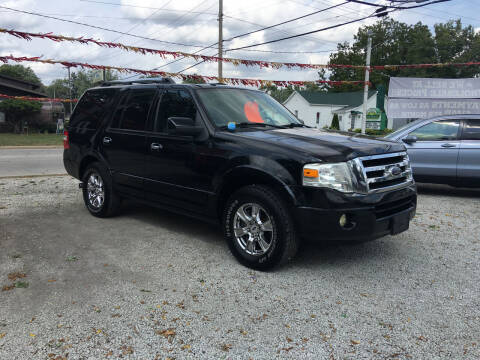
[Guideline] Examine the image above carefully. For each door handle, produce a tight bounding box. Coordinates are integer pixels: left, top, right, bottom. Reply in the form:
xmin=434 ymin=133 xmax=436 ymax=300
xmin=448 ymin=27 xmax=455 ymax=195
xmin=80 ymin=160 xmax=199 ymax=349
xmin=103 ymin=136 xmax=112 ymax=145
xmin=441 ymin=143 xmax=456 ymax=148
xmin=150 ymin=143 xmax=163 ymax=151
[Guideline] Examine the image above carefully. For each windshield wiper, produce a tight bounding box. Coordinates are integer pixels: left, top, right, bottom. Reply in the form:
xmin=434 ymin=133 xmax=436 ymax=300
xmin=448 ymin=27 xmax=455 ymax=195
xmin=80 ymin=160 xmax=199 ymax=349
xmin=219 ymin=123 xmax=287 ymax=130
xmin=285 ymin=123 xmax=309 ymax=128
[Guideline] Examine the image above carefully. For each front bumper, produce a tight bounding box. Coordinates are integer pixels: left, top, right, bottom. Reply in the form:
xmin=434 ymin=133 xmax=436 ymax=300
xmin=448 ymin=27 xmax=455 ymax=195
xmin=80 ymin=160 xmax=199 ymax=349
xmin=293 ymin=184 xmax=417 ymax=242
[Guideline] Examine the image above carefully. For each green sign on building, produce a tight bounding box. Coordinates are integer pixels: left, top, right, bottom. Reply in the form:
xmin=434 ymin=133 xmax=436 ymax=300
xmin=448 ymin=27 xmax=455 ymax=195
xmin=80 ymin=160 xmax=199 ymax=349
xmin=366 ymin=107 xmax=386 ymax=130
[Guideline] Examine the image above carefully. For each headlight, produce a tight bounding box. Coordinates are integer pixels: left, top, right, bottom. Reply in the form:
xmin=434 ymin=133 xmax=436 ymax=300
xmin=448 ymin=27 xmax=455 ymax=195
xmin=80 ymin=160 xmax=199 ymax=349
xmin=302 ymin=162 xmax=356 ymax=193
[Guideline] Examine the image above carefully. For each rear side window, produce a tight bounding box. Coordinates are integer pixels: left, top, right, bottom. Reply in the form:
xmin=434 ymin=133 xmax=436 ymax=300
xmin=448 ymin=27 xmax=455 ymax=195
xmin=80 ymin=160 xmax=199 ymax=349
xmin=155 ymin=90 xmax=197 ymax=132
xmin=409 ymin=120 xmax=460 ymax=141
xmin=113 ymin=88 xmax=156 ymax=131
xmin=462 ymin=119 xmax=480 ymax=140
xmin=69 ymin=89 xmax=117 ymax=129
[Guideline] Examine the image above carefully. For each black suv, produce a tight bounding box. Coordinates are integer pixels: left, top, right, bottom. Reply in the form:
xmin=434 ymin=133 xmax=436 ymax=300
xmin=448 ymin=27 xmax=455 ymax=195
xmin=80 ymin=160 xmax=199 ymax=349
xmin=64 ymin=78 xmax=417 ymax=270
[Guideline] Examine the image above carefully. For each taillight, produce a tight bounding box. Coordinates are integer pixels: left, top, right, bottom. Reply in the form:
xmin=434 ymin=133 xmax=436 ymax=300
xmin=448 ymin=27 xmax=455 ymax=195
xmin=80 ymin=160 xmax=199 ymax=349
xmin=63 ymin=130 xmax=70 ymax=149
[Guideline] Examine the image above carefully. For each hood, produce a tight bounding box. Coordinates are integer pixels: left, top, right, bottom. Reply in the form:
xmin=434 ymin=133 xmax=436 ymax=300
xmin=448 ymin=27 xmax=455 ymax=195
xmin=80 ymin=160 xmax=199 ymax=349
xmin=221 ymin=127 xmax=405 ymax=162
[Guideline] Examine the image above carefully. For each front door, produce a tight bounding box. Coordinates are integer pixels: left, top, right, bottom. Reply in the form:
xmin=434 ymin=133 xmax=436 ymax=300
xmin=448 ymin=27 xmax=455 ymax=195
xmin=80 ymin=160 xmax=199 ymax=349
xmin=457 ymin=119 xmax=480 ymax=187
xmin=144 ymin=88 xmax=213 ymax=214
xmin=101 ymin=87 xmax=158 ymax=197
xmin=403 ymin=119 xmax=461 ymax=184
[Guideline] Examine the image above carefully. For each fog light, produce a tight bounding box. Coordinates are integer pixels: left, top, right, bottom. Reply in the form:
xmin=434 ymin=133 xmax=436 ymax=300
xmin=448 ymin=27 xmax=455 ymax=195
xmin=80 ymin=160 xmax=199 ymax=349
xmin=339 ymin=214 xmax=347 ymax=228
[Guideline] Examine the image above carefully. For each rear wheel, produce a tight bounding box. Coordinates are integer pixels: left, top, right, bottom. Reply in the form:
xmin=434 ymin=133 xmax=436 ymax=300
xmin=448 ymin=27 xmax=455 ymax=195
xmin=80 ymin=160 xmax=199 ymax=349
xmin=82 ymin=162 xmax=120 ymax=217
xmin=223 ymin=185 xmax=299 ymax=270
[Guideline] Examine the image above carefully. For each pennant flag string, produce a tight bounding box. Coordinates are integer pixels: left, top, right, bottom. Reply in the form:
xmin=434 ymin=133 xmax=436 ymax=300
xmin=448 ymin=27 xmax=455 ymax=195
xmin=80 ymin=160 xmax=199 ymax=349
xmin=0 ymin=28 xmax=346 ymax=71
xmin=3 ymin=28 xmax=480 ymax=72
xmin=0 ymin=55 xmax=370 ymax=88
xmin=0 ymin=93 xmax=77 ymax=102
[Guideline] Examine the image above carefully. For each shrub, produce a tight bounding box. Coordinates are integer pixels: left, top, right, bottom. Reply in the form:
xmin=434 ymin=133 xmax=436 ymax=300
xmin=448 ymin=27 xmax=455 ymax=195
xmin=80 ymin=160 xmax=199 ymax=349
xmin=330 ymin=114 xmax=340 ymax=130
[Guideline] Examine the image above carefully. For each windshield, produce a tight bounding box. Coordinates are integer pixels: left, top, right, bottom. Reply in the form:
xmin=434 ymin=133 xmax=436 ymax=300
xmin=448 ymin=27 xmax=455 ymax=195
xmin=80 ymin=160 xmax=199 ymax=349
xmin=196 ymin=88 xmax=302 ymax=127
xmin=384 ymin=119 xmax=424 ymax=139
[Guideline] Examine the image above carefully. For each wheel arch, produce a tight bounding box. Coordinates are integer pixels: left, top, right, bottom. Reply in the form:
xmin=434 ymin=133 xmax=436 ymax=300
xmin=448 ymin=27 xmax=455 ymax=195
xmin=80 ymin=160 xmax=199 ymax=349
xmin=216 ymin=166 xmax=298 ymax=221
xmin=78 ymin=154 xmax=103 ymax=179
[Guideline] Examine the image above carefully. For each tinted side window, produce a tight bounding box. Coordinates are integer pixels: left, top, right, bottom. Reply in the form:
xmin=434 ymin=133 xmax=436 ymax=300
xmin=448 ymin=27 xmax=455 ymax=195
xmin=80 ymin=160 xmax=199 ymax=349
xmin=462 ymin=119 xmax=480 ymax=140
xmin=118 ymin=89 xmax=156 ymax=131
xmin=69 ymin=89 xmax=117 ymax=129
xmin=409 ymin=120 xmax=460 ymax=141
xmin=156 ymin=90 xmax=197 ymax=132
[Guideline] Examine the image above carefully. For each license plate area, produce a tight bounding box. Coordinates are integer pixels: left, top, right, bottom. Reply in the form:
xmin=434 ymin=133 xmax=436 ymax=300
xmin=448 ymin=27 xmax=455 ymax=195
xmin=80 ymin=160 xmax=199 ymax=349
xmin=390 ymin=212 xmax=410 ymax=235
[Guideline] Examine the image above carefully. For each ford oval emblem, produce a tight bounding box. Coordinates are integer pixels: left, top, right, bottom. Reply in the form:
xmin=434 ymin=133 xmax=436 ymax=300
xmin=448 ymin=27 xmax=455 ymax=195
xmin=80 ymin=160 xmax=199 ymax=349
xmin=390 ymin=166 xmax=402 ymax=176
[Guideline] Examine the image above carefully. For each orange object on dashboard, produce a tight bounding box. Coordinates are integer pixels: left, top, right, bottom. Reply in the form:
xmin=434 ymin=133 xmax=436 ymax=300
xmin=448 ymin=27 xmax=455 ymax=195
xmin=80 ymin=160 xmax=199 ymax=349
xmin=244 ymin=101 xmax=264 ymax=123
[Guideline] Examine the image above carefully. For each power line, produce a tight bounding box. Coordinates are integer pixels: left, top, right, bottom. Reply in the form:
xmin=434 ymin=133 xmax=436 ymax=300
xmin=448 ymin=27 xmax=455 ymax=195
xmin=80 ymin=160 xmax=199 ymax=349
xmin=78 ymin=0 xmax=218 ymax=14
xmin=226 ymin=0 xmax=452 ymax=53
xmin=346 ymin=0 xmax=451 ymax=10
xmin=288 ymin=0 xmax=371 ymax=21
xmin=101 ymin=0 xmax=214 ymax=63
xmin=224 ymin=2 xmax=349 ymax=42
xmin=123 ymin=2 xmax=343 ymax=77
xmin=226 ymin=11 xmax=387 ymax=52
xmin=0 ymin=5 xmax=211 ymax=49
xmin=224 ymin=12 xmax=346 ymax=46
xmin=108 ymin=0 xmax=173 ymax=42
xmin=149 ymin=3 xmax=354 ymax=75
xmin=239 ymin=48 xmax=337 ymax=54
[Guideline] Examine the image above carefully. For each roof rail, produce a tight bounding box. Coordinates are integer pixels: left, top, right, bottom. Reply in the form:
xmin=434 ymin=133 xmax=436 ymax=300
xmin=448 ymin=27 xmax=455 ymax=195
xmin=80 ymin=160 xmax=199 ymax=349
xmin=101 ymin=77 xmax=175 ymax=86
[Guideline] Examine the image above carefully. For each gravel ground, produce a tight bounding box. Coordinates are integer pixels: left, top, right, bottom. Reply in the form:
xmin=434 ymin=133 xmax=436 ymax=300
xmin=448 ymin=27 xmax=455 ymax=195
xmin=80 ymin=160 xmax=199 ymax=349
xmin=0 ymin=176 xmax=479 ymax=360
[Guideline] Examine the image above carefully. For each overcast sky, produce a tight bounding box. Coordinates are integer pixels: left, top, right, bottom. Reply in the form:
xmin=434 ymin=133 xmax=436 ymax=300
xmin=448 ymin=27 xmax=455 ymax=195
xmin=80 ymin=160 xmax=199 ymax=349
xmin=0 ymin=0 xmax=478 ymax=86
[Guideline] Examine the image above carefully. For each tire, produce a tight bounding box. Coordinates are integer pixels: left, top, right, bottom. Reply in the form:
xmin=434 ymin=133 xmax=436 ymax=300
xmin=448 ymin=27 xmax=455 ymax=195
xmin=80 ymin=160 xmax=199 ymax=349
xmin=223 ymin=185 xmax=299 ymax=270
xmin=81 ymin=162 xmax=121 ymax=218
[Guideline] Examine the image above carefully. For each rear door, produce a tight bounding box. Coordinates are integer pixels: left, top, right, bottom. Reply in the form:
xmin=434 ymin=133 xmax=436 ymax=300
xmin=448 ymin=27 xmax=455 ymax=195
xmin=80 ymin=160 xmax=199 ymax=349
xmin=403 ymin=119 xmax=461 ymax=184
xmin=101 ymin=87 xmax=158 ymax=197
xmin=457 ymin=119 xmax=480 ymax=187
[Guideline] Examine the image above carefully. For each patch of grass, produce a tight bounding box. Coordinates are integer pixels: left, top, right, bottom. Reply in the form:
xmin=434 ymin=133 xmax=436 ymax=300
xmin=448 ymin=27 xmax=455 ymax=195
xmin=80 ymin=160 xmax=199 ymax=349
xmin=14 ymin=281 xmax=29 ymax=288
xmin=0 ymin=133 xmax=63 ymax=147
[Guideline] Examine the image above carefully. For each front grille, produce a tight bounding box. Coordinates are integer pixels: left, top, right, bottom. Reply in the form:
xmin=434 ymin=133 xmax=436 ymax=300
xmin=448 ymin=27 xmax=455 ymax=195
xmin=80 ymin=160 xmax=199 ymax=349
xmin=357 ymin=152 xmax=413 ymax=193
xmin=374 ymin=195 xmax=415 ymax=219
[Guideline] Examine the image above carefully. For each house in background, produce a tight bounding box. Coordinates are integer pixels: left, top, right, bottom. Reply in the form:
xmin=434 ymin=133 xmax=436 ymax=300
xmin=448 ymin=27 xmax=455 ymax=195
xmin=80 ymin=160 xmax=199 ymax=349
xmin=283 ymin=90 xmax=377 ymax=131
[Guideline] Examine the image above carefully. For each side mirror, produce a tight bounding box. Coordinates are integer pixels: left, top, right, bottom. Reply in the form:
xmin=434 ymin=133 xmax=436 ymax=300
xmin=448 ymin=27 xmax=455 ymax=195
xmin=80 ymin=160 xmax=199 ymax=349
xmin=403 ymin=135 xmax=417 ymax=144
xmin=167 ymin=117 xmax=202 ymax=136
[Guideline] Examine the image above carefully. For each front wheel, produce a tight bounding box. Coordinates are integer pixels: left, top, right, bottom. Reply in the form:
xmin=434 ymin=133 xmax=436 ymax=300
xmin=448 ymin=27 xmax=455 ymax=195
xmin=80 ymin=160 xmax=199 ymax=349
xmin=223 ymin=185 xmax=299 ymax=270
xmin=82 ymin=162 xmax=120 ymax=218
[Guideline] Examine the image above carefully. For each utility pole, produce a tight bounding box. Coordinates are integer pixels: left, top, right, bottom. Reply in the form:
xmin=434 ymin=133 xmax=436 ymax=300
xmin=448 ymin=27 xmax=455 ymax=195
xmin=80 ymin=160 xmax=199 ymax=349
xmin=67 ymin=66 xmax=73 ymax=115
xmin=218 ymin=0 xmax=223 ymax=80
xmin=361 ymin=32 xmax=372 ymax=135
xmin=103 ymin=69 xmax=106 ymax=82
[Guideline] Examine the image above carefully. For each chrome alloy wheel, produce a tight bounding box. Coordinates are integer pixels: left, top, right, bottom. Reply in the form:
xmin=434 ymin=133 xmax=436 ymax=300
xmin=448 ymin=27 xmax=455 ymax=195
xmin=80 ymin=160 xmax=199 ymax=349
xmin=87 ymin=172 xmax=105 ymax=209
xmin=233 ymin=203 xmax=274 ymax=256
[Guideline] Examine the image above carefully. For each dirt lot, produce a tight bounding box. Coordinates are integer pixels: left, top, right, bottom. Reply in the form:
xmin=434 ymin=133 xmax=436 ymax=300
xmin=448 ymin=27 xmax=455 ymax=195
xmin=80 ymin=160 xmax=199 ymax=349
xmin=0 ymin=176 xmax=479 ymax=359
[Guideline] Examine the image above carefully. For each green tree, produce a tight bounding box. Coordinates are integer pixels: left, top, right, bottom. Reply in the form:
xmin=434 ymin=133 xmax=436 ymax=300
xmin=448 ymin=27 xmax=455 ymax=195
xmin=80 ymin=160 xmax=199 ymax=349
xmin=330 ymin=113 xmax=340 ymax=130
xmin=0 ymin=99 xmax=42 ymax=133
xmin=327 ymin=17 xmax=480 ymax=92
xmin=260 ymin=71 xmax=328 ymax=103
xmin=433 ymin=20 xmax=480 ymax=78
xmin=70 ymin=69 xmax=118 ymax=98
xmin=260 ymin=84 xmax=295 ymax=103
xmin=46 ymin=79 xmax=70 ymax=99
xmin=0 ymin=64 xmax=43 ymax=85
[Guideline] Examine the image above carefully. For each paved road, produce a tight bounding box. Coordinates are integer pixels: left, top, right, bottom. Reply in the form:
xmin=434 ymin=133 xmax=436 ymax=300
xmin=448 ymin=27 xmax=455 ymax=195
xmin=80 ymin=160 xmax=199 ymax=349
xmin=0 ymin=177 xmax=479 ymax=359
xmin=0 ymin=148 xmax=65 ymax=177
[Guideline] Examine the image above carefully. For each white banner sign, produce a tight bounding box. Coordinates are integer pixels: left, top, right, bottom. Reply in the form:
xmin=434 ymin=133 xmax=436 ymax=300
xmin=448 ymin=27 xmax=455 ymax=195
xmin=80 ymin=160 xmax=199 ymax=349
xmin=389 ymin=77 xmax=480 ymax=99
xmin=387 ymin=98 xmax=480 ymax=119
